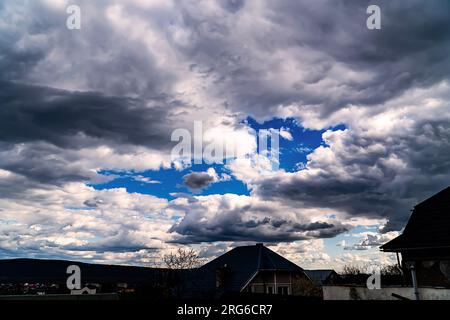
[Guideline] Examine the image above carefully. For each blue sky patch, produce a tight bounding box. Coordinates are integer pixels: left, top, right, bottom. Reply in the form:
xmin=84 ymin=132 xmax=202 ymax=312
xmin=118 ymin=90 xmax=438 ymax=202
xmin=91 ymin=163 xmax=249 ymax=200
xmin=245 ymin=117 xmax=346 ymax=172
xmin=91 ymin=118 xmax=346 ymax=199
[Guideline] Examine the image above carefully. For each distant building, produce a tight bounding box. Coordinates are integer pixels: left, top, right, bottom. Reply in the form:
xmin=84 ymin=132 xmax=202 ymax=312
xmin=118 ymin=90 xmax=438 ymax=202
xmin=0 ymin=244 xmax=315 ymax=299
xmin=189 ymin=243 xmax=311 ymax=298
xmin=304 ymin=269 xmax=340 ymax=286
xmin=0 ymin=258 xmax=174 ymax=297
xmin=381 ymin=186 xmax=450 ymax=294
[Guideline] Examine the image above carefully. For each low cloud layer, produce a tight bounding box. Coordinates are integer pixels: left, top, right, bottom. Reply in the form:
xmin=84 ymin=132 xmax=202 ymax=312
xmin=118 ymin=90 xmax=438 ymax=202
xmin=168 ymin=194 xmax=351 ymax=243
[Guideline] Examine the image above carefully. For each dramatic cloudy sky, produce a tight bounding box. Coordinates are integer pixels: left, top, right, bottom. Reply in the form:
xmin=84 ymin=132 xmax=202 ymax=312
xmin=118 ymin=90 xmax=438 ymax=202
xmin=1 ymin=0 xmax=450 ymax=270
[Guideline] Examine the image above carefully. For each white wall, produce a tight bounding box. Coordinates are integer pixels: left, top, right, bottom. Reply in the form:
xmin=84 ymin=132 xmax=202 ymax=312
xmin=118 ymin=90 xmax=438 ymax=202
xmin=323 ymin=286 xmax=450 ymax=300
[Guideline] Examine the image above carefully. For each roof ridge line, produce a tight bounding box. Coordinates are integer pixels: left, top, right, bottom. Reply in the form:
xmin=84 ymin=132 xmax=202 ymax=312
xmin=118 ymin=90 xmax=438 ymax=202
xmin=264 ymin=247 xmax=277 ymax=269
xmin=256 ymin=243 xmax=262 ymax=270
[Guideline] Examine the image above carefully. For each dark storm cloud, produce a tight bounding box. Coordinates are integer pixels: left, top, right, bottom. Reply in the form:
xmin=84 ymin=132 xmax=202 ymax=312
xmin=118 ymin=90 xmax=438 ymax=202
xmin=292 ymin=221 xmax=336 ymax=232
xmin=169 ymin=220 xmax=348 ymax=244
xmin=2 ymin=0 xmax=449 ymax=146
xmin=0 ymin=0 xmax=176 ymax=98
xmin=255 ymin=113 xmax=450 ymax=231
xmin=0 ymin=80 xmax=184 ymax=190
xmin=0 ymin=1 xmax=190 ymax=192
xmin=182 ymin=171 xmax=216 ymax=190
xmin=257 ymin=175 xmax=400 ymax=217
xmin=168 ymin=198 xmax=350 ymax=244
xmin=0 ymin=144 xmax=93 ymax=184
xmin=61 ymin=244 xmax=158 ymax=254
xmin=177 ymin=0 xmax=450 ymax=119
xmin=0 ymin=45 xmax=45 ymax=82
xmin=0 ymin=81 xmax=174 ymax=149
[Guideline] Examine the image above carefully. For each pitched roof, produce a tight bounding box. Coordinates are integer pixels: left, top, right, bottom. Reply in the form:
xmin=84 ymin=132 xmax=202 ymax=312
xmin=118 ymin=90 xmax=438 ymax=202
xmin=381 ymin=186 xmax=450 ymax=252
xmin=304 ymin=269 xmax=337 ymax=285
xmin=196 ymin=244 xmax=304 ymax=292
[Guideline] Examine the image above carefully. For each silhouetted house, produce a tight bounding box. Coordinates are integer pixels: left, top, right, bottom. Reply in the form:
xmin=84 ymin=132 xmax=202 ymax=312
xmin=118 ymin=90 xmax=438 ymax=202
xmin=190 ymin=244 xmax=310 ymax=298
xmin=0 ymin=258 xmax=176 ymax=298
xmin=381 ymin=186 xmax=450 ymax=291
xmin=304 ymin=269 xmax=340 ymax=286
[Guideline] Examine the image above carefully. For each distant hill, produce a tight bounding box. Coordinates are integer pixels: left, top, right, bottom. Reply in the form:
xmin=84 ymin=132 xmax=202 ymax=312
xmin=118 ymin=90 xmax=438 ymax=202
xmin=0 ymin=258 xmax=173 ymax=284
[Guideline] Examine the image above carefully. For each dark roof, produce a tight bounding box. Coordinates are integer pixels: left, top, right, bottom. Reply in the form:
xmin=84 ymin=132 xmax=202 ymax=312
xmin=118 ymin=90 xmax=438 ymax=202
xmin=304 ymin=269 xmax=337 ymax=285
xmin=195 ymin=244 xmax=304 ymax=292
xmin=381 ymin=186 xmax=450 ymax=252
